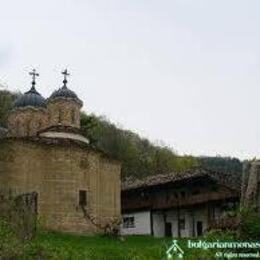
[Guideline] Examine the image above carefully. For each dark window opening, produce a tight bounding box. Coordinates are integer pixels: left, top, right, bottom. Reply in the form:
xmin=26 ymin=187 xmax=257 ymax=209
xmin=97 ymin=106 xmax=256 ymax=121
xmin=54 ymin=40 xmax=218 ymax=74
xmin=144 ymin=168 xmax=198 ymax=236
xmin=211 ymin=184 xmax=219 ymax=192
xmin=192 ymin=190 xmax=200 ymax=195
xmin=180 ymin=191 xmax=186 ymax=198
xmin=123 ymin=216 xmax=135 ymax=228
xmin=197 ymin=221 xmax=203 ymax=236
xmin=165 ymin=222 xmax=172 ymax=237
xmin=79 ymin=190 xmax=87 ymax=206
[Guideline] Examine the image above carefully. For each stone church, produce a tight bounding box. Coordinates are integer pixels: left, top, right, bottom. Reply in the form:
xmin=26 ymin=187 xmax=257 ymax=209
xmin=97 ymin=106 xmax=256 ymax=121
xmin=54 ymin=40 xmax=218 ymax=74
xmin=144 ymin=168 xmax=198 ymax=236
xmin=0 ymin=70 xmax=121 ymax=234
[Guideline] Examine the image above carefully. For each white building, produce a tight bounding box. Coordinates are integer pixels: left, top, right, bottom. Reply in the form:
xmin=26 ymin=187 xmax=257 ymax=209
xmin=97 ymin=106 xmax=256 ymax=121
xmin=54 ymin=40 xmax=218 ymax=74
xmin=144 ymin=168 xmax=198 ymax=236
xmin=121 ymin=169 xmax=239 ymax=237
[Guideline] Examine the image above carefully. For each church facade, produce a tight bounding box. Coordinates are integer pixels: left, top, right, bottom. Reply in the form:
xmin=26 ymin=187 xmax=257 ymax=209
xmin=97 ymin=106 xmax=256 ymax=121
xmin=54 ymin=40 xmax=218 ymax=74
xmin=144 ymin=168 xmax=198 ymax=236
xmin=0 ymin=70 xmax=121 ymax=234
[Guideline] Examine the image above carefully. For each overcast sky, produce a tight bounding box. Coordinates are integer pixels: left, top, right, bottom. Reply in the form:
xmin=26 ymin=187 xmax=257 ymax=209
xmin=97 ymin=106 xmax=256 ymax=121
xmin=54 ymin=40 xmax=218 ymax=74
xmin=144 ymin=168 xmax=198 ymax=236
xmin=0 ymin=0 xmax=259 ymax=159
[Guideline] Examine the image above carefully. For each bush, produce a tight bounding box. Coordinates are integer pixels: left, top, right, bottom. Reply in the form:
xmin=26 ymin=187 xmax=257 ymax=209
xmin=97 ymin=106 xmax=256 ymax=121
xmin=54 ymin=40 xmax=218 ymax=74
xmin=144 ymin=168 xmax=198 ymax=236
xmin=205 ymin=229 xmax=237 ymax=241
xmin=240 ymin=215 xmax=260 ymax=240
xmin=0 ymin=218 xmax=24 ymax=258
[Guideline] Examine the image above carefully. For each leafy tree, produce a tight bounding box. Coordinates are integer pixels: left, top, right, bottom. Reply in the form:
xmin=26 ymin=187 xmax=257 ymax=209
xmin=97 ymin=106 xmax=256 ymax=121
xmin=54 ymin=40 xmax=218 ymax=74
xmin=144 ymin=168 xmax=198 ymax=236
xmin=198 ymin=156 xmax=242 ymax=174
xmin=80 ymin=113 xmax=198 ymax=178
xmin=3 ymin=89 xmax=237 ymax=179
xmin=0 ymin=90 xmax=20 ymax=127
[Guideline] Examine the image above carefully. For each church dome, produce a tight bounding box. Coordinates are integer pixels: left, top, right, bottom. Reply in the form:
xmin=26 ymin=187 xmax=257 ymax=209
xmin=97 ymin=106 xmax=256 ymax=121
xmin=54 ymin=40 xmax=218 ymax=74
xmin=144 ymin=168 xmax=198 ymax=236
xmin=49 ymin=85 xmax=79 ymax=101
xmin=48 ymin=69 xmax=82 ymax=105
xmin=13 ymin=87 xmax=46 ymax=109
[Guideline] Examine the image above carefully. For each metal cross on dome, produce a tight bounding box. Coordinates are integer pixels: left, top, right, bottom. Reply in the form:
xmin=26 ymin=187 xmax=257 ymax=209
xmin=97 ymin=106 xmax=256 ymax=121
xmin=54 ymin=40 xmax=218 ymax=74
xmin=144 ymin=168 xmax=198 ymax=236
xmin=62 ymin=69 xmax=70 ymax=87
xmin=29 ymin=68 xmax=39 ymax=88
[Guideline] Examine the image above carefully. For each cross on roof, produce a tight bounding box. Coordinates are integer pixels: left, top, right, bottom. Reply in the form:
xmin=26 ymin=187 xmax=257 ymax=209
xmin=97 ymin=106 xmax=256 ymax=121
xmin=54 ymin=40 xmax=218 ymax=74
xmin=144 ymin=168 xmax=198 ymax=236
xmin=29 ymin=69 xmax=39 ymax=89
xmin=62 ymin=69 xmax=70 ymax=87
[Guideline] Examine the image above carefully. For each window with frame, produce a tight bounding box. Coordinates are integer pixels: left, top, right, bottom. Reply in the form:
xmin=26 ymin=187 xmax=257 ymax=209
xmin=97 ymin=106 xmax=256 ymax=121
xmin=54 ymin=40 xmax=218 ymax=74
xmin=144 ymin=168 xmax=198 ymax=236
xmin=123 ymin=216 xmax=135 ymax=228
xmin=79 ymin=190 xmax=87 ymax=206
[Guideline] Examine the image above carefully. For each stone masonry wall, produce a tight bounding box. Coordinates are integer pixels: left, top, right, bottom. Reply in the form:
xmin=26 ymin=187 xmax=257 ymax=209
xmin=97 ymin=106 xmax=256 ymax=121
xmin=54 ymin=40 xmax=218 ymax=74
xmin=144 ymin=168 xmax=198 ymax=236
xmin=7 ymin=108 xmax=48 ymax=137
xmin=7 ymin=98 xmax=81 ymax=138
xmin=0 ymin=139 xmax=121 ymax=234
xmin=47 ymin=99 xmax=81 ymax=129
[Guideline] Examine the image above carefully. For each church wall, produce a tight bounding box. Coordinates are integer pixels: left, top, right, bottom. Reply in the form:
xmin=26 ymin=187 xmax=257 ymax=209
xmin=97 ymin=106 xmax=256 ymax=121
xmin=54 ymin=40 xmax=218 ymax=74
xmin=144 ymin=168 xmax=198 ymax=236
xmin=7 ymin=108 xmax=48 ymax=137
xmin=47 ymin=100 xmax=81 ymax=128
xmin=0 ymin=139 xmax=121 ymax=234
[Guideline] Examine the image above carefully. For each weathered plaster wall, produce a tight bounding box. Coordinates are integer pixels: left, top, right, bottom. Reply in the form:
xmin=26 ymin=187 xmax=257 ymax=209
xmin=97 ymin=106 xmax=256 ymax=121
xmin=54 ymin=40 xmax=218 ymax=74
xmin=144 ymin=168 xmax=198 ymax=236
xmin=0 ymin=139 xmax=121 ymax=234
xmin=165 ymin=208 xmax=208 ymax=237
xmin=7 ymin=108 xmax=48 ymax=137
xmin=121 ymin=204 xmax=224 ymax=238
xmin=121 ymin=211 xmax=151 ymax=235
xmin=47 ymin=99 xmax=81 ymax=128
xmin=152 ymin=211 xmax=165 ymax=237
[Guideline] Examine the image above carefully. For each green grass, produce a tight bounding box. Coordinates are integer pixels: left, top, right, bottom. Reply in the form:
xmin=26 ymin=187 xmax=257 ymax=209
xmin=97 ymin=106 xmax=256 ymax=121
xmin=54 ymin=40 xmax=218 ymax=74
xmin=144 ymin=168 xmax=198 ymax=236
xmin=23 ymin=232 xmax=219 ymax=259
xmin=26 ymin=232 xmax=172 ymax=259
xmin=4 ymin=229 xmax=258 ymax=259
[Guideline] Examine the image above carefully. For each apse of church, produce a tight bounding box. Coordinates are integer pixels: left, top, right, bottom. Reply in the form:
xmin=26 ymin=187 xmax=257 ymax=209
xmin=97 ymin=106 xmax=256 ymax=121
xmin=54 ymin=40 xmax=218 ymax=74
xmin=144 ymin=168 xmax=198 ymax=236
xmin=0 ymin=69 xmax=121 ymax=234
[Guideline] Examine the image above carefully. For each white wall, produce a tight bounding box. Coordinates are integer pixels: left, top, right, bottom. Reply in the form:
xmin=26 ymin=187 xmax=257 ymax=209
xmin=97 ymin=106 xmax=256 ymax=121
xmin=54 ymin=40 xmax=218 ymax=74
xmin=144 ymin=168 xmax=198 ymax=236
xmin=193 ymin=207 xmax=208 ymax=236
xmin=166 ymin=209 xmax=191 ymax=238
xmin=121 ymin=211 xmax=151 ymax=235
xmin=158 ymin=207 xmax=210 ymax=238
xmin=121 ymin=206 xmax=221 ymax=237
xmin=152 ymin=212 xmax=165 ymax=237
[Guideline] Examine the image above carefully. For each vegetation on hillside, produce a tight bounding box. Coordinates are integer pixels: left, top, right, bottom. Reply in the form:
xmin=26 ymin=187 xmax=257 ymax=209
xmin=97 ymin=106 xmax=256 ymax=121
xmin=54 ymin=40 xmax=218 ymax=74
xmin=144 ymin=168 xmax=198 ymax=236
xmin=0 ymin=89 xmax=20 ymax=127
xmin=199 ymin=156 xmax=242 ymax=175
xmin=0 ymin=89 xmax=243 ymax=179
xmin=81 ymin=112 xmax=198 ymax=178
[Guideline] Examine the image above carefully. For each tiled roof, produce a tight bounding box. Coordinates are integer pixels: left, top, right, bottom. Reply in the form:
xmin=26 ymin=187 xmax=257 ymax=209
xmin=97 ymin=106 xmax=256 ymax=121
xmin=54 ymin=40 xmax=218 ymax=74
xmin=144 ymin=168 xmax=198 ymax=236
xmin=122 ymin=167 xmax=241 ymax=192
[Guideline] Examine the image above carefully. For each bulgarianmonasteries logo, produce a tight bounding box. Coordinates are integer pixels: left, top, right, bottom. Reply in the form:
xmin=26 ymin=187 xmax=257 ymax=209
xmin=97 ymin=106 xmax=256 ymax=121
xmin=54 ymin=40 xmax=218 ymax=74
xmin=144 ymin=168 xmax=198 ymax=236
xmin=166 ymin=240 xmax=184 ymax=259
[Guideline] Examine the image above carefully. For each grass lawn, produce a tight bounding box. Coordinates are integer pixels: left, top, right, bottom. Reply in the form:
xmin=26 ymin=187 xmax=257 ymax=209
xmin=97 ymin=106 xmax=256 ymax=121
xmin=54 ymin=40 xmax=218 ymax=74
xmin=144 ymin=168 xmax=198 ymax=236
xmin=24 ymin=232 xmax=217 ymax=259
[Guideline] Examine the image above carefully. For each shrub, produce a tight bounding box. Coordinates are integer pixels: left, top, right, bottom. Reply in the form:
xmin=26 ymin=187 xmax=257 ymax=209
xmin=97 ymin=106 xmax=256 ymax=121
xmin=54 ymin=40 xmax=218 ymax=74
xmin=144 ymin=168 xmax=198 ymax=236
xmin=239 ymin=215 xmax=260 ymax=240
xmin=0 ymin=218 xmax=24 ymax=258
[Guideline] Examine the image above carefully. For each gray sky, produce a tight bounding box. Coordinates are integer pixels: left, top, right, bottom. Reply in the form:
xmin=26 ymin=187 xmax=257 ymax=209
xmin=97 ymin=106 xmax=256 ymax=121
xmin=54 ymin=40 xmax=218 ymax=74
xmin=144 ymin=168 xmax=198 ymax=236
xmin=0 ymin=0 xmax=259 ymax=159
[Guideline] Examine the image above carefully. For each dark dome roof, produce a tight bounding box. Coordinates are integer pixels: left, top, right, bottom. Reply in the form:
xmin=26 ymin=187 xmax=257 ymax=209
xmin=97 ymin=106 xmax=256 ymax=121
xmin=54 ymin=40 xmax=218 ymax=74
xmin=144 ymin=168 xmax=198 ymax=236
xmin=49 ymin=85 xmax=82 ymax=104
xmin=13 ymin=87 xmax=46 ymax=109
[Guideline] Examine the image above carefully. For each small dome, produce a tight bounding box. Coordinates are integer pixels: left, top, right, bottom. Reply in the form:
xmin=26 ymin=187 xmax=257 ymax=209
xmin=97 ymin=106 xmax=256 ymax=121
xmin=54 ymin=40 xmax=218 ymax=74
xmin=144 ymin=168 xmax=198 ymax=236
xmin=49 ymin=85 xmax=82 ymax=105
xmin=13 ymin=87 xmax=46 ymax=109
xmin=50 ymin=86 xmax=78 ymax=99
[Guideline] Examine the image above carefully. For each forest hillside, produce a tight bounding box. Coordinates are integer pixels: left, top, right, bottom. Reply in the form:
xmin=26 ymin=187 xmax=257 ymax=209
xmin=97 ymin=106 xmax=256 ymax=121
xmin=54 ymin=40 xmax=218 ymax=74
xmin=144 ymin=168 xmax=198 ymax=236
xmin=0 ymin=90 xmax=242 ymax=179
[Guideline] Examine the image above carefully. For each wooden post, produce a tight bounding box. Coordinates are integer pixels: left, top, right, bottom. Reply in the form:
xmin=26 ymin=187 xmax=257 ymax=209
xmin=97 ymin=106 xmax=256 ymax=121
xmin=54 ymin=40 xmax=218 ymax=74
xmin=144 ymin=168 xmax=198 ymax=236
xmin=150 ymin=210 xmax=154 ymax=236
xmin=177 ymin=207 xmax=181 ymax=238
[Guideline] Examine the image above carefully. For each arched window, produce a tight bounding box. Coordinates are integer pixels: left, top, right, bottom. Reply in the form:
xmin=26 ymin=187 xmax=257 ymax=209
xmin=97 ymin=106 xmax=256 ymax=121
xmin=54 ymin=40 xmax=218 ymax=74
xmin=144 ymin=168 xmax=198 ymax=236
xmin=26 ymin=121 xmax=31 ymax=136
xmin=38 ymin=120 xmax=42 ymax=130
xmin=16 ymin=120 xmax=20 ymax=136
xmin=58 ymin=109 xmax=63 ymax=124
xmin=71 ymin=109 xmax=76 ymax=124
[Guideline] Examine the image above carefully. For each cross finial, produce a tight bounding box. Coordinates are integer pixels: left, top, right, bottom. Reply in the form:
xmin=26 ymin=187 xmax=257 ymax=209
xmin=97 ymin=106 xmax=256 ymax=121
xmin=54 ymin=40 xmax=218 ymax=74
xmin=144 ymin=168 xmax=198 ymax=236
xmin=62 ymin=69 xmax=70 ymax=88
xmin=29 ymin=68 xmax=39 ymax=90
